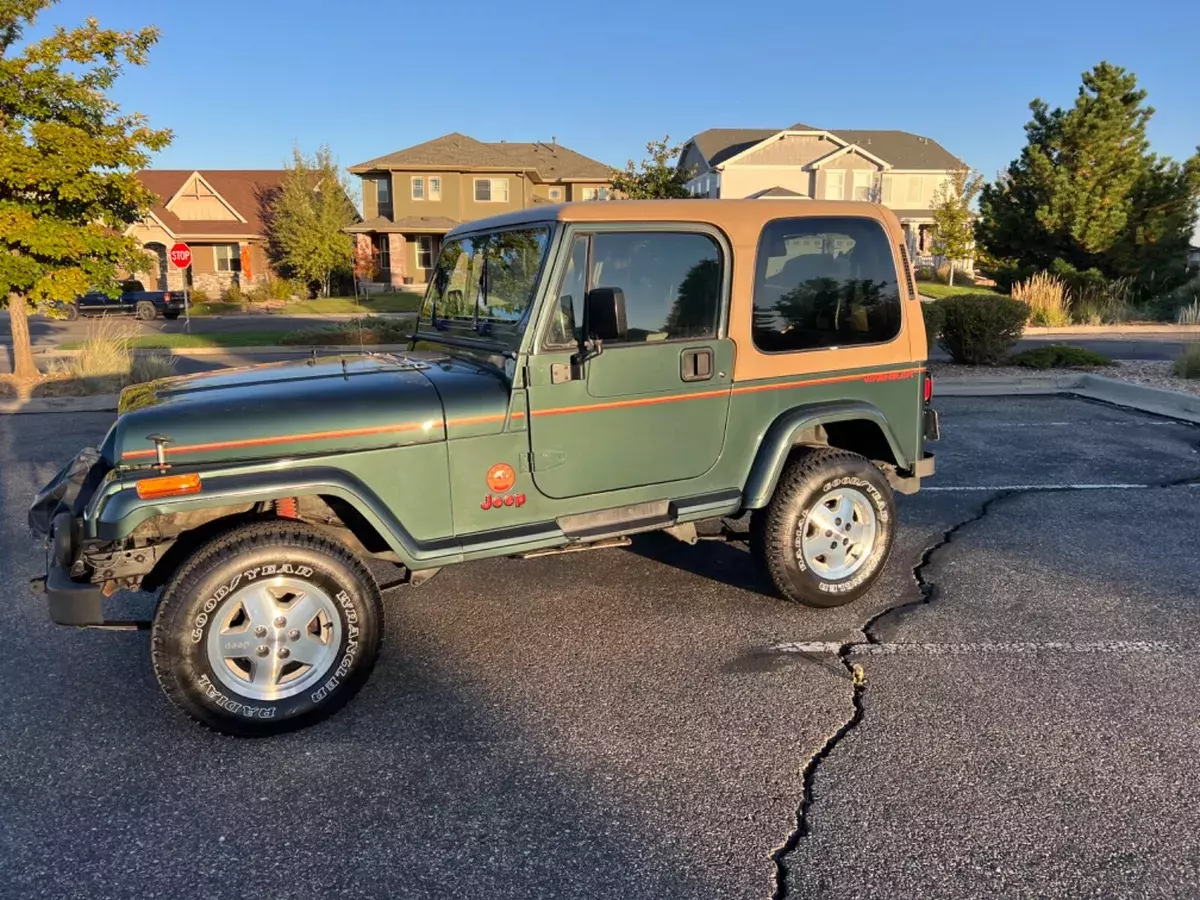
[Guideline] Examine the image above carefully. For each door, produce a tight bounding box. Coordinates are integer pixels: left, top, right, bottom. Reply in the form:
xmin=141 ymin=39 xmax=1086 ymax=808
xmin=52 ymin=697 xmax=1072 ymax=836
xmin=525 ymin=228 xmax=734 ymax=499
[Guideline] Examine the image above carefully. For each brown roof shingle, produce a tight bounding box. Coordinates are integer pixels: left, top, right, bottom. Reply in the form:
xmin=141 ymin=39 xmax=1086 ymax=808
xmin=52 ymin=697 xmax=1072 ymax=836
xmin=136 ymin=170 xmax=288 ymax=239
xmin=351 ymin=133 xmax=610 ymax=181
xmin=688 ymin=125 xmax=963 ymax=171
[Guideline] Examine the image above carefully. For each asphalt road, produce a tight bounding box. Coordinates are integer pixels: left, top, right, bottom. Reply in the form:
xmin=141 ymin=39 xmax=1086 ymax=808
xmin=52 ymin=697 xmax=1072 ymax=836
xmin=2 ymin=396 xmax=1199 ymax=898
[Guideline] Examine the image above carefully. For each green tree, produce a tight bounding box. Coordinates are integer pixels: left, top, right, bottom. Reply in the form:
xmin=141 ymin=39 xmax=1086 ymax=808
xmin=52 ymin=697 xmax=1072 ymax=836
xmin=977 ymin=62 xmax=1200 ymax=296
xmin=266 ymin=146 xmax=356 ymax=297
xmin=608 ymin=137 xmax=693 ymax=200
xmin=1 ymin=1 xmax=171 ymax=382
xmin=930 ymin=168 xmax=983 ymax=285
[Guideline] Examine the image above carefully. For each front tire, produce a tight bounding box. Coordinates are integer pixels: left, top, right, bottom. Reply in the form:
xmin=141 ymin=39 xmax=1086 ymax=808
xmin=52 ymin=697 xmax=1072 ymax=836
xmin=751 ymin=448 xmax=895 ymax=608
xmin=151 ymin=521 xmax=383 ymax=736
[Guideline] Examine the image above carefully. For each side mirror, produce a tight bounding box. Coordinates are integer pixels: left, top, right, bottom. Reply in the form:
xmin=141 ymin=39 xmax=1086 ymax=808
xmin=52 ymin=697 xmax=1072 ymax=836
xmin=583 ymin=287 xmax=627 ymax=342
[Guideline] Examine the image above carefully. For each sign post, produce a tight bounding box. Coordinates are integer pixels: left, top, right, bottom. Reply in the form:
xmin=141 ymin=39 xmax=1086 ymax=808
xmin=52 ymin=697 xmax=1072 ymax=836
xmin=168 ymin=242 xmax=192 ymax=329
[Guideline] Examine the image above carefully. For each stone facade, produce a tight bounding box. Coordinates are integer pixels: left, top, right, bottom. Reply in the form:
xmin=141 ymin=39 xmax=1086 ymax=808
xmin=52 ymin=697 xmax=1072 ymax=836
xmin=387 ymin=233 xmax=407 ymax=285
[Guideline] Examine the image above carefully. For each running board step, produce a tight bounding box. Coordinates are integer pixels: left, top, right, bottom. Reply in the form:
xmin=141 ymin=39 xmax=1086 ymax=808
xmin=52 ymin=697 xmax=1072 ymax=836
xmin=556 ymin=500 xmax=673 ymax=543
xmin=515 ymin=536 xmax=631 ymax=559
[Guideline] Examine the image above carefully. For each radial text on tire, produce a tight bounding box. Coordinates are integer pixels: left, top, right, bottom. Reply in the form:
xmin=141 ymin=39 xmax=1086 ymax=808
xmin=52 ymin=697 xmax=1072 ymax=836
xmin=150 ymin=521 xmax=383 ymax=736
xmin=751 ymin=448 xmax=896 ymax=608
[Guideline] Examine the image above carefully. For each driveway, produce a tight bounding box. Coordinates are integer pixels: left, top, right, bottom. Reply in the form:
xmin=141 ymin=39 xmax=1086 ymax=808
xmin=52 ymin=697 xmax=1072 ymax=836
xmin=1 ymin=396 xmax=1198 ymax=898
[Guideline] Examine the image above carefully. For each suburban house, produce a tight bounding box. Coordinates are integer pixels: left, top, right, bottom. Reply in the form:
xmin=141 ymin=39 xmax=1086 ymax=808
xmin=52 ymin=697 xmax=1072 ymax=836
xmin=347 ymin=133 xmax=611 ymax=285
xmin=677 ymin=124 xmax=966 ymax=261
xmin=126 ymin=170 xmax=287 ymax=296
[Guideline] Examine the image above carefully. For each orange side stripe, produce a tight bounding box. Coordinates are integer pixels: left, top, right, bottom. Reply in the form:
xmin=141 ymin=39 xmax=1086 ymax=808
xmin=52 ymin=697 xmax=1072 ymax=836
xmin=531 ymin=386 xmax=732 ymax=418
xmin=121 ymin=421 xmax=431 ymax=460
xmin=731 ymin=367 xmax=923 ymax=396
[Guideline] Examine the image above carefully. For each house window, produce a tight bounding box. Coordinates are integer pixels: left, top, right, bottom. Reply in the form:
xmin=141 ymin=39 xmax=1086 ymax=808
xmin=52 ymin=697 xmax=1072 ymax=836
xmin=474 ymin=178 xmax=509 ymax=202
xmin=374 ymin=234 xmax=390 ymax=272
xmin=415 ymin=236 xmax=433 ymax=269
xmin=412 ymin=176 xmax=425 ymax=200
xmin=824 ymin=171 xmax=845 ymax=200
xmin=881 ymin=174 xmax=894 ymax=204
xmin=852 ymin=170 xmax=873 ymax=201
xmin=581 ymin=186 xmax=609 ymax=201
xmin=428 ymin=177 xmax=441 ymax=201
xmin=549 ymin=187 xmax=562 ymax=201
xmin=213 ymin=244 xmax=241 ymax=272
xmin=906 ymin=177 xmax=922 ymax=204
xmin=377 ymin=177 xmax=390 ymax=205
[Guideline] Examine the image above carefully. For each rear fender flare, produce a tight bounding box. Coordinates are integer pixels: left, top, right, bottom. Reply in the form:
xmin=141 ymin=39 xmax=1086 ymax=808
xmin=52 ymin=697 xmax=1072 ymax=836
xmin=91 ymin=466 xmax=458 ymax=569
xmin=742 ymin=401 xmax=909 ymax=509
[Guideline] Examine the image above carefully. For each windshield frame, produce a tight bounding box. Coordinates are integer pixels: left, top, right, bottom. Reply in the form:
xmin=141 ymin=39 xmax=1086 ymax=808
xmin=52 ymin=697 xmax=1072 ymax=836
xmin=412 ymin=222 xmax=556 ymax=359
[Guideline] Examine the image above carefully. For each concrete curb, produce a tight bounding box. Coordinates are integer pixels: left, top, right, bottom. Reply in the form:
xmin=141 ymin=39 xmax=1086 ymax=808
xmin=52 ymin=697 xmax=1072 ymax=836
xmin=1023 ymin=325 xmax=1200 ymax=336
xmin=0 ymin=394 xmax=119 ymax=415
xmin=938 ymin=373 xmax=1200 ymax=424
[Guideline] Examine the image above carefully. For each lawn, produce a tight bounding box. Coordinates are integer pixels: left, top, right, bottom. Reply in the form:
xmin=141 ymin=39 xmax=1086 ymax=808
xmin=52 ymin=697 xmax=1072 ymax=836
xmin=59 ymin=332 xmax=292 ymax=350
xmin=918 ymin=282 xmax=1005 ymax=300
xmin=185 ymin=291 xmax=424 ymax=317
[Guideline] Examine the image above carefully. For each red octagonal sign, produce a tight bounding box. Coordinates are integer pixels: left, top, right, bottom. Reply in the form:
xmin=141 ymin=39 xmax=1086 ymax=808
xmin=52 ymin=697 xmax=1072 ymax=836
xmin=168 ymin=242 xmax=192 ymax=269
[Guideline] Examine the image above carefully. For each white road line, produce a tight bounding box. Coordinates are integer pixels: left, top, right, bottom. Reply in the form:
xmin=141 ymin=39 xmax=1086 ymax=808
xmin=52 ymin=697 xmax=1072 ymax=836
xmin=923 ymin=483 xmax=1155 ymax=492
xmin=772 ymin=641 xmax=1174 ymax=655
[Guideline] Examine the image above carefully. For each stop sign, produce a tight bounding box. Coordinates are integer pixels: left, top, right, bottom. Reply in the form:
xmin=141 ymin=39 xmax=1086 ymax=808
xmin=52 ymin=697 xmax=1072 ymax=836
xmin=168 ymin=242 xmax=192 ymax=269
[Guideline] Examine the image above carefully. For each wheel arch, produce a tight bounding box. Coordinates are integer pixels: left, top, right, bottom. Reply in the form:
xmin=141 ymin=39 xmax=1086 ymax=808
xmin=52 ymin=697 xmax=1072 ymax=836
xmin=742 ymin=401 xmax=910 ymax=509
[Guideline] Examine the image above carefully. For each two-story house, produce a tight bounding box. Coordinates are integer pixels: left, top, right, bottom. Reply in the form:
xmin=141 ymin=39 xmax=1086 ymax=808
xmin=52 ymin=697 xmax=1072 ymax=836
xmin=677 ymin=124 xmax=966 ymax=261
xmin=126 ymin=170 xmax=286 ymax=296
xmin=347 ymin=133 xmax=611 ymax=285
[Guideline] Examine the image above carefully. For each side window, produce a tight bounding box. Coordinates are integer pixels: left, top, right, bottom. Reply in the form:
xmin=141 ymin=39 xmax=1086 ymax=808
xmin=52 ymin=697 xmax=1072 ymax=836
xmin=587 ymin=231 xmax=720 ymax=344
xmin=546 ymin=235 xmax=588 ymax=346
xmin=752 ymin=217 xmax=902 ymax=352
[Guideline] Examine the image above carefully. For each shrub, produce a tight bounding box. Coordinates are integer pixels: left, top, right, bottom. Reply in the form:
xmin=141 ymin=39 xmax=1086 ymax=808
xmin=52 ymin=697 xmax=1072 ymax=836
xmin=1175 ymin=343 xmax=1200 ymax=379
xmin=1010 ymin=345 xmax=1115 ymax=369
xmin=1176 ymin=298 xmax=1200 ymax=326
xmin=222 ymin=281 xmax=245 ymax=304
xmin=920 ymin=301 xmax=945 ymax=352
xmin=914 ymin=265 xmax=936 ymax=282
xmin=1012 ymin=271 xmax=1070 ymax=326
xmin=44 ymin=318 xmax=176 ymax=393
xmin=937 ymin=294 xmax=1030 ymax=365
xmin=130 ymin=353 xmax=176 ymax=383
xmin=1071 ymin=277 xmax=1136 ymax=325
xmin=243 ymin=282 xmax=271 ymax=305
xmin=279 ymin=316 xmax=411 ymax=346
xmin=1148 ymin=276 xmax=1200 ymax=322
xmin=269 ymin=276 xmax=304 ymax=302
xmin=188 ymin=288 xmax=210 ymax=304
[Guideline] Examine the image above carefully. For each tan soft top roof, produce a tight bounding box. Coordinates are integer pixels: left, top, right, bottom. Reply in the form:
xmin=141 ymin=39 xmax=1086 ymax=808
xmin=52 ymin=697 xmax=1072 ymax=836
xmin=446 ymin=199 xmax=902 ymax=240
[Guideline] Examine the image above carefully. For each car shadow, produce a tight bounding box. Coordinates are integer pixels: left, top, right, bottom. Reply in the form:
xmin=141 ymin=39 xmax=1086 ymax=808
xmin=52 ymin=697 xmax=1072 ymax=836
xmin=623 ymin=529 xmax=779 ymax=600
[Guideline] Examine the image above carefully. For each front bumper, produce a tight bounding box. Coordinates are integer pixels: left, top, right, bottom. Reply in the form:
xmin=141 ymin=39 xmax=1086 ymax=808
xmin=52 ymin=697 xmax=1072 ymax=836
xmin=31 ymin=513 xmax=106 ymax=627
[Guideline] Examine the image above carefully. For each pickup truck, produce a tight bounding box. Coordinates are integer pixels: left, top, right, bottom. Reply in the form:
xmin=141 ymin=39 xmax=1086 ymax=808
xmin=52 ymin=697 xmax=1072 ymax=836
xmin=30 ymin=199 xmax=938 ymax=736
xmin=69 ymin=280 xmax=186 ymax=321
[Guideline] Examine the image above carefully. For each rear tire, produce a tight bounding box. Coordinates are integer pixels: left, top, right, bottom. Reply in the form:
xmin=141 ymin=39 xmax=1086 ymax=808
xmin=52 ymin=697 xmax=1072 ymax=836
xmin=136 ymin=301 xmax=158 ymax=320
xmin=151 ymin=521 xmax=383 ymax=736
xmin=65 ymin=304 xmax=80 ymax=321
xmin=751 ymin=448 xmax=895 ymax=608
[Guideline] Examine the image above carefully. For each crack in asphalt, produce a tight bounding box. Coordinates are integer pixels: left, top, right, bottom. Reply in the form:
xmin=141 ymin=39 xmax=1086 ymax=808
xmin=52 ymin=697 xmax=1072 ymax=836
xmin=769 ymin=474 xmax=1200 ymax=898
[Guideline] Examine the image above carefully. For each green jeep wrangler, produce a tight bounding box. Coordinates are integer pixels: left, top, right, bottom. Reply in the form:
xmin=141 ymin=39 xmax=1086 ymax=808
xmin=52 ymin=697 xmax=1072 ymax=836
xmin=30 ymin=199 xmax=938 ymax=735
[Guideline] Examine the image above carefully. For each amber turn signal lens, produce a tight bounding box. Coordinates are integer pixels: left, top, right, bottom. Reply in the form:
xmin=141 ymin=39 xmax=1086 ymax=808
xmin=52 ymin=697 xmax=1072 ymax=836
xmin=136 ymin=472 xmax=202 ymax=500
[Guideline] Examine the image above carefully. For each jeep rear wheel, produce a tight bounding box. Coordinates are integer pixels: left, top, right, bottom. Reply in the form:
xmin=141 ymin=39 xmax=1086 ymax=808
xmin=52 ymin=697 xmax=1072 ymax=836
xmin=751 ymin=448 xmax=895 ymax=608
xmin=151 ymin=521 xmax=383 ymax=736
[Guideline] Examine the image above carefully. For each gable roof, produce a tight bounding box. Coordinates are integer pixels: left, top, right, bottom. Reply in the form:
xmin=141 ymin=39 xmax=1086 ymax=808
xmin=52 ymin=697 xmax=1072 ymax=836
xmin=350 ymin=132 xmax=610 ymax=181
xmin=686 ymin=125 xmax=963 ymax=171
xmin=135 ymin=170 xmax=289 ymax=239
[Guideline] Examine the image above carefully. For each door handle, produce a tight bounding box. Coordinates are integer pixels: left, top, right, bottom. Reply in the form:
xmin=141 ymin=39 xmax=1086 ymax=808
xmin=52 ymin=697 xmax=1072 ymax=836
xmin=680 ymin=348 xmax=713 ymax=382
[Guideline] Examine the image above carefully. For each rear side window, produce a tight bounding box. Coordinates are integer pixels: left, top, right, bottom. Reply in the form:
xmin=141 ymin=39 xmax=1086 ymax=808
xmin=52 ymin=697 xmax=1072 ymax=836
xmin=752 ymin=217 xmax=902 ymax=352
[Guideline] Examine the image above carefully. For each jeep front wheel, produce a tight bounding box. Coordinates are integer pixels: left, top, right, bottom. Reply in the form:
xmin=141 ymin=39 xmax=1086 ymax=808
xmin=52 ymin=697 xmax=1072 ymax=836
xmin=151 ymin=521 xmax=383 ymax=736
xmin=751 ymin=448 xmax=895 ymax=608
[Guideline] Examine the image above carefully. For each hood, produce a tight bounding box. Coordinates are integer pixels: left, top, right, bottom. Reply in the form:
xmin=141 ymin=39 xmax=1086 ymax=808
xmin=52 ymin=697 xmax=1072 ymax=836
xmin=114 ymin=354 xmax=448 ymax=467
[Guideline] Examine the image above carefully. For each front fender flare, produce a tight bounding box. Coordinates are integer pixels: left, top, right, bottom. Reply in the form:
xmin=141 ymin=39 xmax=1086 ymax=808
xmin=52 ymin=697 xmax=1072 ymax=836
xmin=742 ymin=401 xmax=910 ymax=509
xmin=90 ymin=465 xmax=459 ymax=569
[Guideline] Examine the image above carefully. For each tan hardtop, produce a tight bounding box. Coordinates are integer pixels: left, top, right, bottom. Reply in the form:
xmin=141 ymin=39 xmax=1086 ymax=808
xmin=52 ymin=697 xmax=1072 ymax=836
xmin=447 ymin=199 xmax=923 ymax=382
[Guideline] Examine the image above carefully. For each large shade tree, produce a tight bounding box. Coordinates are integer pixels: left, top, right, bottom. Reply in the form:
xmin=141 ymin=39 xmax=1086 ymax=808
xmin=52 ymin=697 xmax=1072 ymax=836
xmin=1 ymin=1 xmax=171 ymax=382
xmin=977 ymin=62 xmax=1200 ymax=296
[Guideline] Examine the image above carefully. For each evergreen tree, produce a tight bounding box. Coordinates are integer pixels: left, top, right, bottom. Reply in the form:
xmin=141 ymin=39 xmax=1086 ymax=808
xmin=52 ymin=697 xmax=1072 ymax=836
xmin=929 ymin=168 xmax=983 ymax=285
xmin=977 ymin=62 xmax=1200 ymax=296
xmin=0 ymin=1 xmax=171 ymax=382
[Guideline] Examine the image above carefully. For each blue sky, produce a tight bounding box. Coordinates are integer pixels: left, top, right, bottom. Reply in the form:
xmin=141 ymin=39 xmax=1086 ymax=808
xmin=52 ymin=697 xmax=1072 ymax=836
xmin=30 ymin=0 xmax=1200 ymax=228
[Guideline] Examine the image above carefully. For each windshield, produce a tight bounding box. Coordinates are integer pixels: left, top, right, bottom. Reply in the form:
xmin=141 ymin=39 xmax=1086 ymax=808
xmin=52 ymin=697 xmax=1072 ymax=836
xmin=417 ymin=226 xmax=551 ymax=349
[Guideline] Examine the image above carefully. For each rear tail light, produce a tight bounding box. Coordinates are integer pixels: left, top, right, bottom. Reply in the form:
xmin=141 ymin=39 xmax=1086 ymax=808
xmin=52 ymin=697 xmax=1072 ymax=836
xmin=924 ymin=373 xmax=934 ymax=403
xmin=163 ymin=292 xmax=171 ymax=302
